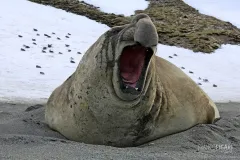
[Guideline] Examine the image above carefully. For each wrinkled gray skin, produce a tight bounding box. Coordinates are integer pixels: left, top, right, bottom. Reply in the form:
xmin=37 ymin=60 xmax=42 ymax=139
xmin=45 ymin=14 xmax=220 ymax=147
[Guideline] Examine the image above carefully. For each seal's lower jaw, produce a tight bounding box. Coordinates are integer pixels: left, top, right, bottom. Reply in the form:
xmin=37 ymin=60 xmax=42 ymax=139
xmin=119 ymin=44 xmax=153 ymax=95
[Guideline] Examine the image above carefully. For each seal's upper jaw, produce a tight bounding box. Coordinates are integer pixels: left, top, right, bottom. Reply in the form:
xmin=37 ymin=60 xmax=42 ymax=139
xmin=119 ymin=44 xmax=153 ymax=92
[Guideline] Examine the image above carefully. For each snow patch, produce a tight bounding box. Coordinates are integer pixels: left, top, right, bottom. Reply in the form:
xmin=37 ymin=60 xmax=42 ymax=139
xmin=184 ymin=0 xmax=240 ymax=28
xmin=84 ymin=0 xmax=149 ymax=16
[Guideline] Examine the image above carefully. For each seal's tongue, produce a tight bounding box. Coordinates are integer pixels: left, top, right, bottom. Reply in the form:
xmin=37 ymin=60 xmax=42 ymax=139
xmin=120 ymin=45 xmax=146 ymax=87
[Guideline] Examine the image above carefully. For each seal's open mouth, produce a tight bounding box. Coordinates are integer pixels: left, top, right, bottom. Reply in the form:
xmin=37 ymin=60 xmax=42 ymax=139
xmin=119 ymin=44 xmax=153 ymax=92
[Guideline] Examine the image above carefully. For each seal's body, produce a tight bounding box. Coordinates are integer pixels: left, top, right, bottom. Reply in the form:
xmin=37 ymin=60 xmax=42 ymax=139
xmin=45 ymin=14 xmax=220 ymax=147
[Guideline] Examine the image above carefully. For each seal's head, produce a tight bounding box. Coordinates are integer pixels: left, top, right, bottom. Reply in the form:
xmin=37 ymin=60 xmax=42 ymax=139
xmin=75 ymin=13 xmax=158 ymax=102
xmin=112 ymin=14 xmax=158 ymax=101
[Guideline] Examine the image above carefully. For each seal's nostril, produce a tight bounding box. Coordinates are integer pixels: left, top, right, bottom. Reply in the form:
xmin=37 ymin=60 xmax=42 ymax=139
xmin=136 ymin=41 xmax=142 ymax=46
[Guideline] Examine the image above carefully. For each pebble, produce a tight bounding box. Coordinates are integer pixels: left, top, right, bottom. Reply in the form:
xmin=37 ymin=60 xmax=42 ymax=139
xmin=23 ymin=45 xmax=30 ymax=49
xmin=203 ymin=79 xmax=209 ymax=82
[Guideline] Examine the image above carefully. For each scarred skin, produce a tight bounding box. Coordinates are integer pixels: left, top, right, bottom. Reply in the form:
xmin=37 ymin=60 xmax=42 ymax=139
xmin=45 ymin=13 xmax=220 ymax=147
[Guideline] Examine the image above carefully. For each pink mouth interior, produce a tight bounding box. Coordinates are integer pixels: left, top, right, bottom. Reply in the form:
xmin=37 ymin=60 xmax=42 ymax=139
xmin=119 ymin=45 xmax=146 ymax=88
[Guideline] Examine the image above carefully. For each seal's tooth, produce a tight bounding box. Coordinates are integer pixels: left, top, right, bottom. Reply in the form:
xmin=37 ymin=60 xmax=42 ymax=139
xmin=135 ymin=88 xmax=138 ymax=90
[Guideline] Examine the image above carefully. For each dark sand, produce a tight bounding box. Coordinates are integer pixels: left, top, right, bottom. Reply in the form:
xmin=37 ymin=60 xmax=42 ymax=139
xmin=0 ymin=102 xmax=239 ymax=160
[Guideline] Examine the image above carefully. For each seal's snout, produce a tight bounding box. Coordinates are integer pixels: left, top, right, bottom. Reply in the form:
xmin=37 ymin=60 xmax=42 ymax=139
xmin=116 ymin=14 xmax=157 ymax=96
xmin=134 ymin=17 xmax=158 ymax=48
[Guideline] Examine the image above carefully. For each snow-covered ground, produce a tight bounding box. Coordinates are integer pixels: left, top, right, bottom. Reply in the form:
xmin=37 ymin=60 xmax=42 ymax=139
xmin=0 ymin=0 xmax=240 ymax=103
xmin=0 ymin=0 xmax=109 ymax=103
xmin=157 ymin=44 xmax=240 ymax=102
xmin=184 ymin=0 xmax=240 ymax=28
xmin=84 ymin=0 xmax=149 ymax=16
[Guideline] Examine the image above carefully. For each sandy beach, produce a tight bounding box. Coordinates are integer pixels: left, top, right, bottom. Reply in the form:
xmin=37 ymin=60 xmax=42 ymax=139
xmin=0 ymin=102 xmax=239 ymax=160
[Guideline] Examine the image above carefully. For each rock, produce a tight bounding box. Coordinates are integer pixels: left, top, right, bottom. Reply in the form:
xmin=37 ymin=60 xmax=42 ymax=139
xmin=203 ymin=79 xmax=209 ymax=82
xmin=23 ymin=45 xmax=30 ymax=49
xmin=44 ymin=34 xmax=51 ymax=38
xmin=25 ymin=104 xmax=44 ymax=112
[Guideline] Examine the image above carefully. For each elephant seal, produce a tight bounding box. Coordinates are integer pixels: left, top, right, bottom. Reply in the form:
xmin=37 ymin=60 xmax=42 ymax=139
xmin=45 ymin=13 xmax=220 ymax=147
